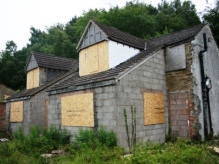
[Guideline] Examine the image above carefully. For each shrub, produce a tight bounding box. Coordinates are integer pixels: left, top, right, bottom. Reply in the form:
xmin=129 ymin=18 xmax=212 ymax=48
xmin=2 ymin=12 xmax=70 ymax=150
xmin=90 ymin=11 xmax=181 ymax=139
xmin=12 ymin=125 xmax=71 ymax=154
xmin=71 ymin=127 xmax=117 ymax=153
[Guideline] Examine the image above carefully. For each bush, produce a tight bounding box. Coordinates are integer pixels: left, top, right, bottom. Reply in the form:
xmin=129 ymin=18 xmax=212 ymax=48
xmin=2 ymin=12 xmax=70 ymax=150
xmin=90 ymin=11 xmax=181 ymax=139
xmin=71 ymin=127 xmax=117 ymax=153
xmin=12 ymin=125 xmax=71 ymax=154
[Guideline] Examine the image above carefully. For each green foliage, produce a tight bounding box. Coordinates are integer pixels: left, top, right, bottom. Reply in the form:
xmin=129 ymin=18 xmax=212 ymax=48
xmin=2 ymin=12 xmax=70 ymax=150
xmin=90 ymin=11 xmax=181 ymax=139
xmin=124 ymin=106 xmax=137 ymax=151
xmin=203 ymin=0 xmax=219 ymax=46
xmin=72 ymin=127 xmax=117 ymax=150
xmin=130 ymin=139 xmax=219 ymax=164
xmin=12 ymin=125 xmax=70 ymax=154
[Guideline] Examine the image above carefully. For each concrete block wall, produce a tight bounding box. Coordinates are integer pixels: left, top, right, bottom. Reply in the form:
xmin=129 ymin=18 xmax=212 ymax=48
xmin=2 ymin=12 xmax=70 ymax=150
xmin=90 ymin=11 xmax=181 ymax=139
xmin=29 ymin=91 xmax=48 ymax=131
xmin=48 ymin=50 xmax=168 ymax=149
xmin=114 ymin=50 xmax=168 ymax=148
xmin=6 ymin=100 xmax=30 ymax=134
xmin=0 ymin=102 xmax=6 ymax=130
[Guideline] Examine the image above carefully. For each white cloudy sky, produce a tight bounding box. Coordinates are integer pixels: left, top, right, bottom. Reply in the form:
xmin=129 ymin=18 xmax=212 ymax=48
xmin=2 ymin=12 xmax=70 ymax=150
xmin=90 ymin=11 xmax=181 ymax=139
xmin=0 ymin=0 xmax=216 ymax=51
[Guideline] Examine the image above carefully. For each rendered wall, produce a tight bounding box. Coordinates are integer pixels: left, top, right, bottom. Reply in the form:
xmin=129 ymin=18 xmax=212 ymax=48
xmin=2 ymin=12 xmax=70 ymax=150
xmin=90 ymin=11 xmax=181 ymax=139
xmin=191 ymin=26 xmax=219 ymax=138
xmin=79 ymin=41 xmax=109 ymax=76
xmin=26 ymin=68 xmax=40 ymax=89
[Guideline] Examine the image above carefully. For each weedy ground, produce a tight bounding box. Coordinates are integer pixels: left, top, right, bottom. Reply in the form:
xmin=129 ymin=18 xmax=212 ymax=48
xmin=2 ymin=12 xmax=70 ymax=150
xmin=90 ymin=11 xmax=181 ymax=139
xmin=0 ymin=126 xmax=219 ymax=164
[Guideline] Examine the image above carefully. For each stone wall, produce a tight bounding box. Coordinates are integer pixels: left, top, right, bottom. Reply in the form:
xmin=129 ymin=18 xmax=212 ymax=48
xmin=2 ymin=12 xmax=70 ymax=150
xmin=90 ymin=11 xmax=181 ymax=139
xmin=0 ymin=102 xmax=6 ymax=131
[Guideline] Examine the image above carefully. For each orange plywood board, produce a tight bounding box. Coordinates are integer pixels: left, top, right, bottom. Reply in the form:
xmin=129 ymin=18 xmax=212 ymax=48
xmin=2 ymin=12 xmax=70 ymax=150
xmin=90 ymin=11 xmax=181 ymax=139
xmin=26 ymin=68 xmax=39 ymax=89
xmin=61 ymin=92 xmax=94 ymax=127
xmin=143 ymin=92 xmax=165 ymax=125
xmin=10 ymin=101 xmax=23 ymax=122
xmin=79 ymin=41 xmax=109 ymax=76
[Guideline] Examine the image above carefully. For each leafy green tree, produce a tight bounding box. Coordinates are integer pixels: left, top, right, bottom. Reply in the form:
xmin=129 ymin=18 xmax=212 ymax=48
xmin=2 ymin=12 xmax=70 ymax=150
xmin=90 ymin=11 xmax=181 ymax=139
xmin=203 ymin=0 xmax=219 ymax=46
xmin=0 ymin=42 xmax=27 ymax=90
xmin=156 ymin=0 xmax=200 ymax=34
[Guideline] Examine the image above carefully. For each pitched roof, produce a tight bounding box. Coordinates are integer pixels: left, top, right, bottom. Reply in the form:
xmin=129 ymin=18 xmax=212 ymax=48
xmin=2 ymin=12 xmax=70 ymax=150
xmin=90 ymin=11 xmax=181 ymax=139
xmin=6 ymin=62 xmax=79 ymax=101
xmin=48 ymin=23 xmax=206 ymax=94
xmin=26 ymin=51 xmax=77 ymax=71
xmin=77 ymin=20 xmax=146 ymax=50
xmin=93 ymin=21 xmax=146 ymax=50
xmin=147 ymin=23 xmax=205 ymax=48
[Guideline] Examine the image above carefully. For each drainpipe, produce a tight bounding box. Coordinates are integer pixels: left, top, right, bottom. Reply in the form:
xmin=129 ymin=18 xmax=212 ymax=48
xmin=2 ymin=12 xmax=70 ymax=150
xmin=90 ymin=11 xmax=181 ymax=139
xmin=205 ymin=76 xmax=213 ymax=136
xmin=199 ymin=33 xmax=211 ymax=140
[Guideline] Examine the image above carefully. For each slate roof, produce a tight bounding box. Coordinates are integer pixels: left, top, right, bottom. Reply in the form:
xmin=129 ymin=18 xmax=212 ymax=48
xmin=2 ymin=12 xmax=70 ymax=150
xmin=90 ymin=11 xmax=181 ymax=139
xmin=6 ymin=62 xmax=79 ymax=101
xmin=27 ymin=52 xmax=77 ymax=71
xmin=93 ymin=21 xmax=146 ymax=50
xmin=48 ymin=23 xmax=206 ymax=93
xmin=8 ymin=22 xmax=206 ymax=99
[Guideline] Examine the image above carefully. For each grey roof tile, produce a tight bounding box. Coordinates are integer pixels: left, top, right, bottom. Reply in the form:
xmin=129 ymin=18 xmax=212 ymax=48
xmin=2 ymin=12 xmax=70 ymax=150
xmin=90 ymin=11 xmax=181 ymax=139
xmin=32 ymin=52 xmax=78 ymax=71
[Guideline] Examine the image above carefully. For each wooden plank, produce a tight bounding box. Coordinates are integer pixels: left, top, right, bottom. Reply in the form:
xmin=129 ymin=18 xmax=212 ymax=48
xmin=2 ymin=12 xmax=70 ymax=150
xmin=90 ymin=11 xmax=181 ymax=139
xmin=61 ymin=92 xmax=94 ymax=127
xmin=10 ymin=101 xmax=23 ymax=122
xmin=143 ymin=92 xmax=165 ymax=125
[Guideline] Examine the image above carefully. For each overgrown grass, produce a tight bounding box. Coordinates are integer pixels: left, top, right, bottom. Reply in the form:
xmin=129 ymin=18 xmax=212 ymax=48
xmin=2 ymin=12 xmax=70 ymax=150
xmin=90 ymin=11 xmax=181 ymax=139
xmin=1 ymin=126 xmax=219 ymax=164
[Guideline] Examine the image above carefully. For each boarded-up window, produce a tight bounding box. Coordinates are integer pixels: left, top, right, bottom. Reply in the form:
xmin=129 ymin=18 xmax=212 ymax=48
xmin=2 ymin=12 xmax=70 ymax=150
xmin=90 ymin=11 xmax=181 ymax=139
xmin=79 ymin=41 xmax=109 ymax=76
xmin=165 ymin=44 xmax=186 ymax=71
xmin=26 ymin=68 xmax=40 ymax=89
xmin=10 ymin=101 xmax=23 ymax=122
xmin=61 ymin=92 xmax=94 ymax=127
xmin=143 ymin=92 xmax=165 ymax=125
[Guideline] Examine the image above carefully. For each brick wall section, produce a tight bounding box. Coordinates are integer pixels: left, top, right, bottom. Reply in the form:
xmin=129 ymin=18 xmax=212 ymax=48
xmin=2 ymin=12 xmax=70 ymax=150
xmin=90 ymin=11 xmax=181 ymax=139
xmin=166 ymin=42 xmax=201 ymax=139
xmin=0 ymin=102 xmax=6 ymax=130
xmin=169 ymin=92 xmax=190 ymax=137
xmin=48 ymin=50 xmax=168 ymax=149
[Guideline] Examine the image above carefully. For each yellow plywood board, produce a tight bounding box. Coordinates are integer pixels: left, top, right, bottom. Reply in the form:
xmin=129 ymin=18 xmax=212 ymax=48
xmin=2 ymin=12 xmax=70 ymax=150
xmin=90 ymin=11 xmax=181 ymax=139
xmin=79 ymin=41 xmax=109 ymax=76
xmin=143 ymin=92 xmax=165 ymax=125
xmin=10 ymin=101 xmax=23 ymax=122
xmin=26 ymin=68 xmax=39 ymax=89
xmin=61 ymin=92 xmax=94 ymax=127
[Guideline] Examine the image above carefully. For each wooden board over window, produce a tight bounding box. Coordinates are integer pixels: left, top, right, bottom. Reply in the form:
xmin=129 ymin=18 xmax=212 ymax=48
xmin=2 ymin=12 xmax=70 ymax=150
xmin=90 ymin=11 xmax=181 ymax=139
xmin=143 ymin=92 xmax=165 ymax=125
xmin=10 ymin=101 xmax=23 ymax=122
xmin=26 ymin=68 xmax=39 ymax=89
xmin=61 ymin=92 xmax=94 ymax=127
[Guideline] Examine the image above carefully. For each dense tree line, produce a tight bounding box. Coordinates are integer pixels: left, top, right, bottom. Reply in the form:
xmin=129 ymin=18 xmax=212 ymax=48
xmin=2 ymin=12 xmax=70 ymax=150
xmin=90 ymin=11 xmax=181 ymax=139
xmin=0 ymin=0 xmax=218 ymax=91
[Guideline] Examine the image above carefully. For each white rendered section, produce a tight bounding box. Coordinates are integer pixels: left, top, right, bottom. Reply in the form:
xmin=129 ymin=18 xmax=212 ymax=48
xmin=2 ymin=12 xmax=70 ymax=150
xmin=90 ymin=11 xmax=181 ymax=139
xmin=109 ymin=41 xmax=140 ymax=68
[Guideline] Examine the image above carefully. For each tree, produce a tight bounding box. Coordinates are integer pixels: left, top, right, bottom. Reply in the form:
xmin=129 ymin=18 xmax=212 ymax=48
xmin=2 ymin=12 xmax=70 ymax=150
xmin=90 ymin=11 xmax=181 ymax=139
xmin=203 ymin=0 xmax=219 ymax=46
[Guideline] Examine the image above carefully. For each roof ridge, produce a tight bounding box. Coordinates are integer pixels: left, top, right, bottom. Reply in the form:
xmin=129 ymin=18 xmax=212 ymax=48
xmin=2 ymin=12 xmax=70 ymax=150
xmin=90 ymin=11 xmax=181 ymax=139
xmin=148 ymin=23 xmax=206 ymax=42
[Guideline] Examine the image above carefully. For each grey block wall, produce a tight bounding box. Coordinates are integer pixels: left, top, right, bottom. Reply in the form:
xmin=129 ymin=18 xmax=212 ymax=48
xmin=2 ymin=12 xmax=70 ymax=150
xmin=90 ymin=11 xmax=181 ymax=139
xmin=48 ymin=50 xmax=168 ymax=149
xmin=111 ymin=50 xmax=168 ymax=148
xmin=6 ymin=100 xmax=30 ymax=134
xmin=6 ymin=92 xmax=48 ymax=134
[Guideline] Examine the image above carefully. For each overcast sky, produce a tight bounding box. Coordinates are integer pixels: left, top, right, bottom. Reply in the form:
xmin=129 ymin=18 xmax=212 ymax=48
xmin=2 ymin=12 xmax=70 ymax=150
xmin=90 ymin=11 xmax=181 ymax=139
xmin=0 ymin=0 xmax=216 ymax=52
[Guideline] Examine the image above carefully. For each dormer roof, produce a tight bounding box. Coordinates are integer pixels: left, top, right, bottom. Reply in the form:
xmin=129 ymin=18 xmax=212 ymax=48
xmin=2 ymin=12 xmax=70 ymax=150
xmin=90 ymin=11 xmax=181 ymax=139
xmin=25 ymin=51 xmax=77 ymax=72
xmin=76 ymin=20 xmax=146 ymax=51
